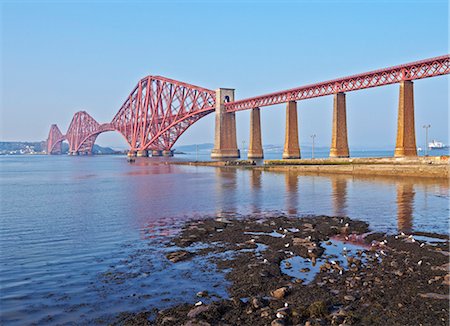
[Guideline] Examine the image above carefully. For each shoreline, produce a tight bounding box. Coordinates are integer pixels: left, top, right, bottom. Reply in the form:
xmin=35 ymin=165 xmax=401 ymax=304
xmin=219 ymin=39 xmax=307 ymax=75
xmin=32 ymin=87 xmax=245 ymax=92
xmin=170 ymin=156 xmax=449 ymax=179
xmin=117 ymin=214 xmax=449 ymax=326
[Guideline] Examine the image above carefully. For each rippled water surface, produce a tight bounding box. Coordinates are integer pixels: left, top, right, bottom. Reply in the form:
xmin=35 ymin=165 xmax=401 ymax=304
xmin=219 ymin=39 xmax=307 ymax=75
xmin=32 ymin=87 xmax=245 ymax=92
xmin=1 ymin=155 xmax=448 ymax=325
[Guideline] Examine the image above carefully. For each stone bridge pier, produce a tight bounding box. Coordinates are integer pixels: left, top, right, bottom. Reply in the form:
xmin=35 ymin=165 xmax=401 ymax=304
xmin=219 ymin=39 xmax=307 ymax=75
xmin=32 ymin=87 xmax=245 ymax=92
xmin=211 ymin=88 xmax=240 ymax=159
xmin=210 ymin=79 xmax=419 ymax=161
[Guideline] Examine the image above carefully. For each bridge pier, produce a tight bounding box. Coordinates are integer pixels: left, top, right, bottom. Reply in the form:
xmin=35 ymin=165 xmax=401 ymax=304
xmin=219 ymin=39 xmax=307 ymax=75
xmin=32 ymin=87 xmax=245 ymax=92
xmin=162 ymin=150 xmax=174 ymax=157
xmin=151 ymin=150 xmax=163 ymax=157
xmin=247 ymin=108 xmax=264 ymax=159
xmin=330 ymin=92 xmax=350 ymax=158
xmin=394 ymin=80 xmax=417 ymax=157
xmin=136 ymin=150 xmax=148 ymax=157
xmin=127 ymin=150 xmax=137 ymax=157
xmin=211 ymin=88 xmax=240 ymax=159
xmin=282 ymin=101 xmax=301 ymax=159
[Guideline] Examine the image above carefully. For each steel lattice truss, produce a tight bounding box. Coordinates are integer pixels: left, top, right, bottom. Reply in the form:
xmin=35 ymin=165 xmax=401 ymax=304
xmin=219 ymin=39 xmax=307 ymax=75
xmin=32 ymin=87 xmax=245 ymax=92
xmin=65 ymin=111 xmax=100 ymax=153
xmin=47 ymin=124 xmax=64 ymax=154
xmin=46 ymin=77 xmax=215 ymax=154
xmin=111 ymin=76 xmax=215 ymax=151
xmin=225 ymin=55 xmax=450 ymax=112
xmin=46 ymin=55 xmax=449 ymax=154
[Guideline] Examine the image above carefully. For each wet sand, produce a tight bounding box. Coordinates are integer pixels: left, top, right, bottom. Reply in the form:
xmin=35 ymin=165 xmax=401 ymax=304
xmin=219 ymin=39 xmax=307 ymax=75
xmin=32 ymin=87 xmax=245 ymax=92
xmin=116 ymin=215 xmax=449 ymax=326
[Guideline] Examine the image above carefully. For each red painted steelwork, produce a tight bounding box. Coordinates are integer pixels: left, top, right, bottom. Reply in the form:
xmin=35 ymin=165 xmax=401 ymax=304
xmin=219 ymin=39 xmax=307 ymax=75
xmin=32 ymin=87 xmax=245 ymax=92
xmin=47 ymin=124 xmax=65 ymax=154
xmin=46 ymin=76 xmax=216 ymax=154
xmin=111 ymin=76 xmax=215 ymax=151
xmin=225 ymin=55 xmax=450 ymax=112
xmin=47 ymin=55 xmax=449 ymax=154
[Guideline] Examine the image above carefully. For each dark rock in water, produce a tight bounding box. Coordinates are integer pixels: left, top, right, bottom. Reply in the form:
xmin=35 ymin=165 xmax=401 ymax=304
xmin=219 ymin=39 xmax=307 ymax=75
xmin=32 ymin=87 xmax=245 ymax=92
xmin=196 ymin=291 xmax=209 ymax=298
xmin=166 ymin=250 xmax=192 ymax=263
xmin=307 ymin=301 xmax=327 ymax=318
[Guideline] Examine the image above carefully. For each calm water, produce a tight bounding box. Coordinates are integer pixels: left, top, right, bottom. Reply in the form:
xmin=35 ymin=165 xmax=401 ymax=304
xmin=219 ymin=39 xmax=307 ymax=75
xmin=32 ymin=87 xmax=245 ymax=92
xmin=1 ymin=155 xmax=449 ymax=325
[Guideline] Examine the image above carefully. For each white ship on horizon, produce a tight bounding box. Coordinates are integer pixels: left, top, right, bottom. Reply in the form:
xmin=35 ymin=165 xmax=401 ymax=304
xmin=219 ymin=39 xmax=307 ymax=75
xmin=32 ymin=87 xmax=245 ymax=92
xmin=428 ymin=140 xmax=449 ymax=149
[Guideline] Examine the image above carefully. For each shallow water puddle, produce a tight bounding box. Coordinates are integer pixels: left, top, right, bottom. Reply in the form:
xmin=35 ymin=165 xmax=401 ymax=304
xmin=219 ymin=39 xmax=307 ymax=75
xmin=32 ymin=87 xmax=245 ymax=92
xmin=280 ymin=239 xmax=369 ymax=284
xmin=244 ymin=231 xmax=285 ymax=238
xmin=412 ymin=235 xmax=448 ymax=244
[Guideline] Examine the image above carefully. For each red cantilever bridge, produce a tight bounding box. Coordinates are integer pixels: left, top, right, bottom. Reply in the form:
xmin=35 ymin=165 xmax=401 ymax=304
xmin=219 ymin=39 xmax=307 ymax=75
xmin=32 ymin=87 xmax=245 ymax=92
xmin=47 ymin=55 xmax=449 ymax=158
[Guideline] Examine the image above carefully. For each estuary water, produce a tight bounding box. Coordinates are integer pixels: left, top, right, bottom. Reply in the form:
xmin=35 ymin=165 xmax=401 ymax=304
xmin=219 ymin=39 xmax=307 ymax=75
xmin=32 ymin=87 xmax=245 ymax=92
xmin=0 ymin=155 xmax=448 ymax=325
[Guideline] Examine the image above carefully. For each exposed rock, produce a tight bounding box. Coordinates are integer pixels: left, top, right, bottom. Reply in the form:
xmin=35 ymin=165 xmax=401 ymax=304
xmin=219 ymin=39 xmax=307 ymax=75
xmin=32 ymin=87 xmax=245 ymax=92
xmin=166 ymin=250 xmax=192 ymax=263
xmin=196 ymin=291 xmax=209 ymax=298
xmin=270 ymin=287 xmax=289 ymax=299
xmin=187 ymin=304 xmax=210 ymax=318
xmin=418 ymin=293 xmax=448 ymax=300
xmin=183 ymin=320 xmax=211 ymax=326
xmin=271 ymin=318 xmax=285 ymax=326
xmin=443 ymin=274 xmax=450 ymax=286
xmin=307 ymin=301 xmax=327 ymax=318
xmin=276 ymin=307 xmax=290 ymax=318
xmin=251 ymin=296 xmax=265 ymax=309
xmin=260 ymin=307 xmax=271 ymax=318
xmin=344 ymin=295 xmax=356 ymax=301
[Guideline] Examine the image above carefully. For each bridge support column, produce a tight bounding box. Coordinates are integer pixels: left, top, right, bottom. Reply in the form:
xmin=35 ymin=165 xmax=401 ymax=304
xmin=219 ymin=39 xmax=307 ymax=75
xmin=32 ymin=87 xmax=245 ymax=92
xmin=248 ymin=108 xmax=264 ymax=159
xmin=330 ymin=92 xmax=349 ymax=158
xmin=127 ymin=150 xmax=137 ymax=157
xmin=162 ymin=150 xmax=174 ymax=157
xmin=136 ymin=150 xmax=148 ymax=157
xmin=211 ymin=88 xmax=240 ymax=159
xmin=394 ymin=80 xmax=417 ymax=157
xmin=282 ymin=101 xmax=301 ymax=159
xmin=151 ymin=150 xmax=163 ymax=157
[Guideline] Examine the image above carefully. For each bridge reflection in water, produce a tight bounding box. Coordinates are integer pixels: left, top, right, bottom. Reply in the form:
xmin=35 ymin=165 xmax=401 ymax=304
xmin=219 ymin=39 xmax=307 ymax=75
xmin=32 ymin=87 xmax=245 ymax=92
xmin=192 ymin=166 xmax=448 ymax=234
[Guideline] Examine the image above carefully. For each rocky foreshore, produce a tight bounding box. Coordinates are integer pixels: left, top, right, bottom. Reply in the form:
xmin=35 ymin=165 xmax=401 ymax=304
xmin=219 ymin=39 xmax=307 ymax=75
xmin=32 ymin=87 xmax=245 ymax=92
xmin=115 ymin=215 xmax=449 ymax=326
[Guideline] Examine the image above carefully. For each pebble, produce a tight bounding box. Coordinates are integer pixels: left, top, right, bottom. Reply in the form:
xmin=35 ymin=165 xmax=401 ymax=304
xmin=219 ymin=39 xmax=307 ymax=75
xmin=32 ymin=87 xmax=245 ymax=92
xmin=344 ymin=295 xmax=356 ymax=301
xmin=270 ymin=287 xmax=288 ymax=299
xmin=443 ymin=274 xmax=450 ymax=286
xmin=166 ymin=250 xmax=192 ymax=263
xmin=187 ymin=304 xmax=209 ymax=318
xmin=271 ymin=318 xmax=285 ymax=326
xmin=251 ymin=297 xmax=265 ymax=309
xmin=307 ymin=301 xmax=327 ymax=318
xmin=260 ymin=307 xmax=271 ymax=317
xmin=276 ymin=307 xmax=290 ymax=318
xmin=196 ymin=291 xmax=208 ymax=298
xmin=419 ymin=292 xmax=448 ymax=300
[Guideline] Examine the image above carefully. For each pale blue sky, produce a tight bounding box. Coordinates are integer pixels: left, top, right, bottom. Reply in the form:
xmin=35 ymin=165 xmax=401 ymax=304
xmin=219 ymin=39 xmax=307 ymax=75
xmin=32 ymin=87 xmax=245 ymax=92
xmin=1 ymin=0 xmax=448 ymax=149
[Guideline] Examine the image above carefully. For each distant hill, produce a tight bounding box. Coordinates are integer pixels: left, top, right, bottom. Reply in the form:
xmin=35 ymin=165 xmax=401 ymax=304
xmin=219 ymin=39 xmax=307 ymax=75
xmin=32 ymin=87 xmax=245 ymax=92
xmin=0 ymin=141 xmax=119 ymax=155
xmin=173 ymin=143 xmax=214 ymax=152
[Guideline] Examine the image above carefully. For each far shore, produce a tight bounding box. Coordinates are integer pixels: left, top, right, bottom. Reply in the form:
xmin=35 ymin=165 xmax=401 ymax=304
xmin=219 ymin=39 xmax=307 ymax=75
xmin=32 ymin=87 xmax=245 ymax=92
xmin=169 ymin=156 xmax=449 ymax=179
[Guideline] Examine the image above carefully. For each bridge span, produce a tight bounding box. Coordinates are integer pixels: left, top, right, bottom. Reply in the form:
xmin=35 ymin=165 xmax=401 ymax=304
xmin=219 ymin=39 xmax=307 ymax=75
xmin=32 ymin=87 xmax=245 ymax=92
xmin=47 ymin=55 xmax=449 ymax=158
